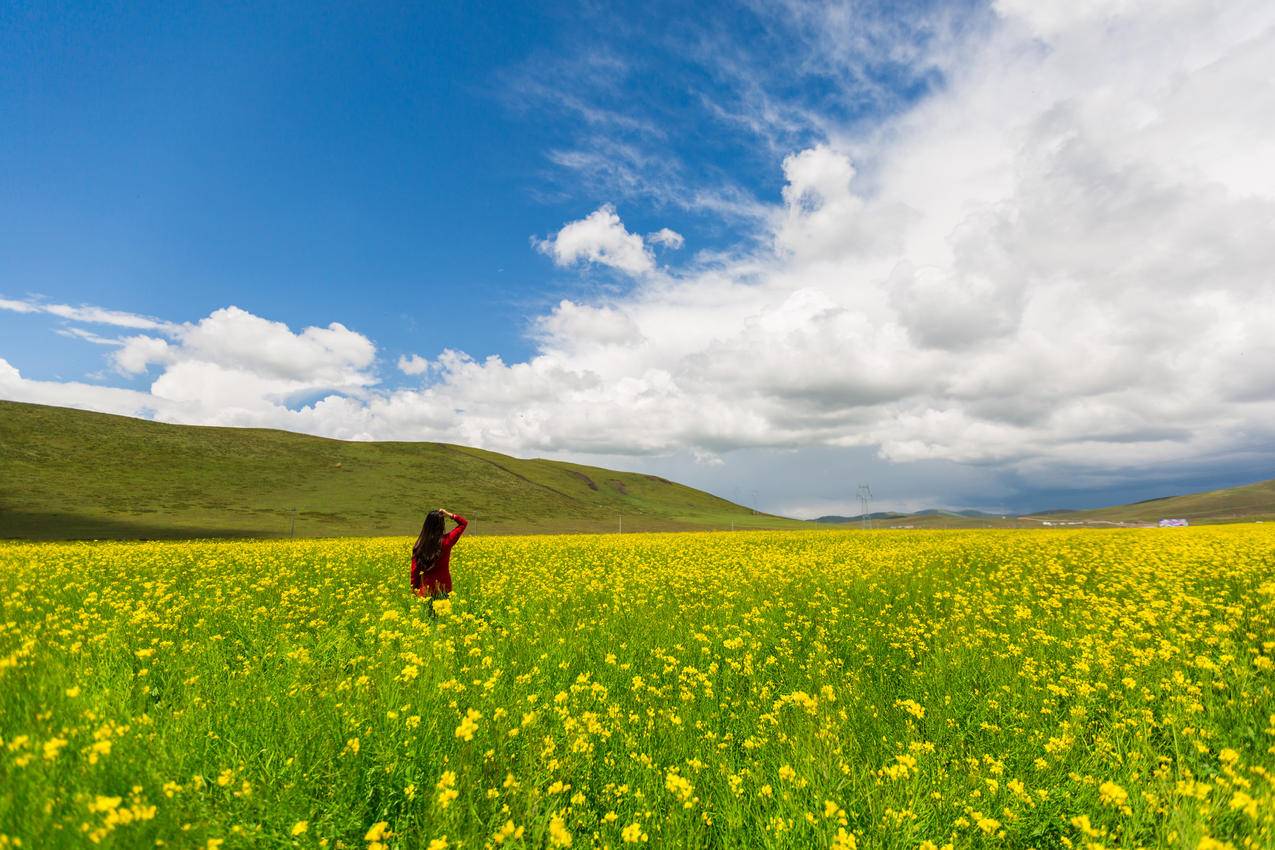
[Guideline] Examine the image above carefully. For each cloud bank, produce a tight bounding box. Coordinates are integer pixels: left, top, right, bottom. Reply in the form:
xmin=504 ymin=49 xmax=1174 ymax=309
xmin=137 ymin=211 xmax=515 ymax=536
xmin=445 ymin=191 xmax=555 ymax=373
xmin=4 ymin=0 xmax=1275 ymax=507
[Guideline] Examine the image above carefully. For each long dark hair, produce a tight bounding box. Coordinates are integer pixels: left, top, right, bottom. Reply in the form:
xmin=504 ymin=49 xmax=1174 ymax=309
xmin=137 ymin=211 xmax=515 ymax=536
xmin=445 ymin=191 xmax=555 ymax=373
xmin=413 ymin=510 xmax=446 ymax=570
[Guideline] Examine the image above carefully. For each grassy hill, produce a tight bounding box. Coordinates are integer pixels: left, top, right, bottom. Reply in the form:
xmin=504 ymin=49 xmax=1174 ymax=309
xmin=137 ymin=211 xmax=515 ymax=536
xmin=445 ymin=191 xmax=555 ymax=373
xmin=0 ymin=401 xmax=801 ymax=540
xmin=814 ymin=481 xmax=1275 ymax=529
xmin=1028 ymin=477 xmax=1275 ymax=525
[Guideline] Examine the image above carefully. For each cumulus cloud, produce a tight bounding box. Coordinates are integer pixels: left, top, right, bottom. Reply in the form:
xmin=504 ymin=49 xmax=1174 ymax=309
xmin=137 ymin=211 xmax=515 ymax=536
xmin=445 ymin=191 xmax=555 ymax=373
xmin=534 ymin=204 xmax=656 ymax=275
xmin=172 ymin=307 xmax=375 ymax=386
xmin=4 ymin=0 xmax=1275 ymax=503
xmin=3 ymin=304 xmax=379 ymax=427
xmin=431 ymin=0 xmax=1275 ymax=477
xmin=113 ymin=335 xmax=172 ymax=374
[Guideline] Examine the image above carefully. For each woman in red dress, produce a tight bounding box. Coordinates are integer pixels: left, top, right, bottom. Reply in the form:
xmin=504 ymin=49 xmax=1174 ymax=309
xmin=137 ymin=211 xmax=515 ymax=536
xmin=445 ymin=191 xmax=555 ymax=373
xmin=411 ymin=508 xmax=468 ymax=615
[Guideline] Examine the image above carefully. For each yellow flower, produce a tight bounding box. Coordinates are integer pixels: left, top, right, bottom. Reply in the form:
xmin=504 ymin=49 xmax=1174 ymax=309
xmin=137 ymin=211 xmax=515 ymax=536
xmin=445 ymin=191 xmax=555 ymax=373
xmin=831 ymin=827 xmax=858 ymax=849
xmin=1197 ymin=837 xmax=1236 ymax=850
xmin=622 ymin=822 xmax=643 ymax=843
xmin=493 ymin=821 xmax=524 ymax=844
xmin=41 ymin=738 xmax=67 ymax=760
xmin=665 ymin=770 xmax=694 ymax=804
xmin=895 ymin=698 xmax=926 ymax=719
xmin=1230 ymin=791 xmax=1258 ymax=819
xmin=1098 ymin=780 xmax=1128 ymax=808
xmin=364 ymin=821 xmax=390 ymax=842
xmin=436 ymin=770 xmax=459 ymax=808
xmin=454 ymin=708 xmax=481 ymax=742
xmin=291 ymin=821 xmax=308 ymax=836
xmin=548 ymin=815 xmax=572 ymax=847
xmin=426 ymin=837 xmax=448 ymax=850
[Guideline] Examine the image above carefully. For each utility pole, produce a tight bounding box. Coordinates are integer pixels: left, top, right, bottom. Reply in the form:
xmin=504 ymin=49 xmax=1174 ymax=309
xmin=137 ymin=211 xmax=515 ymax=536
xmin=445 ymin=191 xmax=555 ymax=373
xmin=856 ymin=484 xmax=872 ymax=530
xmin=290 ymin=507 xmax=297 ymax=539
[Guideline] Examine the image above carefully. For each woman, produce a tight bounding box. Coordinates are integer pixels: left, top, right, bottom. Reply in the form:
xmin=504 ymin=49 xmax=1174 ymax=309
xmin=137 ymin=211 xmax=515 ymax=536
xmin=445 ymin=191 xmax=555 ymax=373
xmin=411 ymin=508 xmax=468 ymax=613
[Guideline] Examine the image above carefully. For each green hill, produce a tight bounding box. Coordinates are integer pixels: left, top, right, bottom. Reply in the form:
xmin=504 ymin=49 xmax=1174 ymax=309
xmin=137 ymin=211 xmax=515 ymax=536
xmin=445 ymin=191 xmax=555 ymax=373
xmin=0 ymin=401 xmax=801 ymax=540
xmin=814 ymin=481 xmax=1275 ymax=529
xmin=1031 ymin=477 xmax=1275 ymax=525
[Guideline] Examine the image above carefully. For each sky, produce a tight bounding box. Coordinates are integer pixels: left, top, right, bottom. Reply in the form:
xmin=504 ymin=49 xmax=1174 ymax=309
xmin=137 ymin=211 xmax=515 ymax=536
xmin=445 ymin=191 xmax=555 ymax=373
xmin=3 ymin=0 xmax=1274 ymax=518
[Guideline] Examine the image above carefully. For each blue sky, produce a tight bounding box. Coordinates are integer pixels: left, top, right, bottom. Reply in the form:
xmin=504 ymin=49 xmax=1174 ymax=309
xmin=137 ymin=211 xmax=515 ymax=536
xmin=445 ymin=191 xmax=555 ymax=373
xmin=5 ymin=3 xmax=581 ymax=374
xmin=3 ymin=0 xmax=1274 ymax=516
xmin=3 ymin=1 xmax=895 ymax=370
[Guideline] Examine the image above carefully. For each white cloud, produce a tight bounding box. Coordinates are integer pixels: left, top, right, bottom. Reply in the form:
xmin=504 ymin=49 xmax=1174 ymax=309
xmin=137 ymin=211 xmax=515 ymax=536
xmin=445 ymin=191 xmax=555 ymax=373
xmin=3 ymin=304 xmax=380 ymax=426
xmin=398 ymin=354 xmax=430 ymax=375
xmin=535 ymin=204 xmax=656 ymax=275
xmin=0 ymin=298 xmax=37 ymax=314
xmin=647 ymin=228 xmax=685 ymax=250
xmin=0 ymin=357 xmax=165 ymax=419
xmin=472 ymin=0 xmax=1275 ymax=477
xmin=56 ymin=327 xmax=121 ymax=346
xmin=113 ymin=335 xmax=172 ymax=374
xmin=4 ymin=0 xmax=1275 ymax=502
xmin=1 ymin=297 xmax=177 ymax=331
xmin=535 ymin=300 xmax=644 ymax=350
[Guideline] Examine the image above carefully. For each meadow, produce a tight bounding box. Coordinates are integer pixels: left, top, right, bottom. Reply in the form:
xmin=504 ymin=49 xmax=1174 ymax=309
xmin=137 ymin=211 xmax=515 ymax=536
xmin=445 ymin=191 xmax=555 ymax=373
xmin=1 ymin=528 xmax=1272 ymax=849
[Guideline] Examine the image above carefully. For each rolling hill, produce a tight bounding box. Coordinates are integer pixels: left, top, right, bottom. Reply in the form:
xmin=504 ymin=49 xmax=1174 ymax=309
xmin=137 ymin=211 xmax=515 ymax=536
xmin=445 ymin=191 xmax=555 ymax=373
xmin=1024 ymin=478 xmax=1275 ymax=525
xmin=0 ymin=401 xmax=801 ymax=540
xmin=814 ymin=482 xmax=1275 ymax=528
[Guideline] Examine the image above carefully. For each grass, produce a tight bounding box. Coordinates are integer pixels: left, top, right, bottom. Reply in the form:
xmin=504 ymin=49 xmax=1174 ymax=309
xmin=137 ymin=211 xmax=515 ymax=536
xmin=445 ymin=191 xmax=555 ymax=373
xmin=0 ymin=401 xmax=801 ymax=539
xmin=1 ymin=527 xmax=1272 ymax=848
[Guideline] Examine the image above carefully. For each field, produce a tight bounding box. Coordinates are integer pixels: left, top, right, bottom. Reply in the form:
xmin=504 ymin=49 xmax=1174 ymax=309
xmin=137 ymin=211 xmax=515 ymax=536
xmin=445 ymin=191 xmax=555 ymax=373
xmin=2 ymin=528 xmax=1273 ymax=849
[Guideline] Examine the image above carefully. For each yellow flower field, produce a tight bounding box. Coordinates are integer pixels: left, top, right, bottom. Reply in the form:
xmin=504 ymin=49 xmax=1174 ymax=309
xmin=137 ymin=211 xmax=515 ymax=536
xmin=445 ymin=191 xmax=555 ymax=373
xmin=1 ymin=528 xmax=1273 ymax=848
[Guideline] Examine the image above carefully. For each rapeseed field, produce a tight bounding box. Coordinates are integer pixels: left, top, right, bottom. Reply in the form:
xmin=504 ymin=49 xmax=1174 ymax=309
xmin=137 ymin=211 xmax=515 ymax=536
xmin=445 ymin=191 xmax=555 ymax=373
xmin=1 ymin=528 xmax=1272 ymax=849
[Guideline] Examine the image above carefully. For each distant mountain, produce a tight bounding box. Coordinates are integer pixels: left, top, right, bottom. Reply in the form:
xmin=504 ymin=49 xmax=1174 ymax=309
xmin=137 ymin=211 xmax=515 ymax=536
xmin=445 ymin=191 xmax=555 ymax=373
xmin=819 ymin=508 xmax=1003 ymax=523
xmin=811 ymin=478 xmax=1275 ymax=527
xmin=813 ymin=512 xmax=908 ymax=523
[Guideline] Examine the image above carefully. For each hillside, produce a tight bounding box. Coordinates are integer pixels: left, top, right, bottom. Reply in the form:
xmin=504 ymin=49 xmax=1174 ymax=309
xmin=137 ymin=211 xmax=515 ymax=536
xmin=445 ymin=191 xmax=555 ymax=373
xmin=815 ymin=481 xmax=1275 ymax=529
xmin=0 ymin=401 xmax=801 ymax=540
xmin=1027 ymin=477 xmax=1275 ymax=525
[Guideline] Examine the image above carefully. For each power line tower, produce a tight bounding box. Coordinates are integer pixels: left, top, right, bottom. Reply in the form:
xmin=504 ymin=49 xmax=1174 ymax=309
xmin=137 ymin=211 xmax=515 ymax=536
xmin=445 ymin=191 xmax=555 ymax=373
xmin=856 ymin=484 xmax=873 ymax=530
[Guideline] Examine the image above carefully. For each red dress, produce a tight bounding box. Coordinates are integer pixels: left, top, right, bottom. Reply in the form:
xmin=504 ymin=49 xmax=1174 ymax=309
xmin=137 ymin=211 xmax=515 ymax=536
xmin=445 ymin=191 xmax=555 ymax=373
xmin=411 ymin=514 xmax=467 ymax=596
